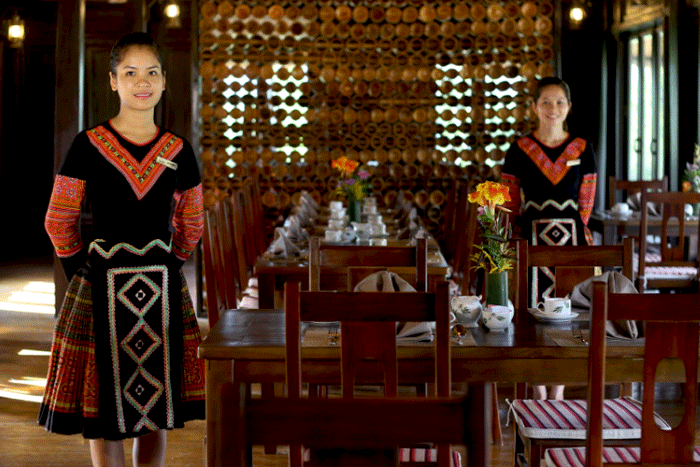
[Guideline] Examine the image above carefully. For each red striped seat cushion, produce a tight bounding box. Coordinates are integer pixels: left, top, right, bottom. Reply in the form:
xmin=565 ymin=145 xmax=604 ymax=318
xmin=511 ymin=397 xmax=670 ymax=440
xmin=544 ymin=445 xmax=700 ymax=467
xmin=633 ymin=252 xmax=697 ymax=279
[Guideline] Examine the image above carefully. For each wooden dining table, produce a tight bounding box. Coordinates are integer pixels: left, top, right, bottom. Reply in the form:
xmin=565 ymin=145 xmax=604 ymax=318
xmin=197 ymin=308 xmax=684 ymax=467
xmin=589 ymin=210 xmax=699 ymax=246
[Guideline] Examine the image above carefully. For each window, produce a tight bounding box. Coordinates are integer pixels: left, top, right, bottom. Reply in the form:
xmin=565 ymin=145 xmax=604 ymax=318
xmin=622 ymin=24 xmax=665 ymax=181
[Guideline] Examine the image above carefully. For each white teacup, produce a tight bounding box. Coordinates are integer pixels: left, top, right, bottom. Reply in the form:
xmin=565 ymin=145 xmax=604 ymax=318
xmin=610 ymin=202 xmax=632 ymax=218
xmin=324 ymin=229 xmax=343 ymax=242
xmin=536 ymin=297 xmax=572 ymax=317
xmin=328 ymin=218 xmax=346 ymax=229
xmin=329 ymin=201 xmax=343 ymax=211
xmin=362 ymin=204 xmax=378 ymax=215
xmin=482 ymin=304 xmax=514 ymax=332
xmin=366 ymin=214 xmax=383 ymax=224
xmin=451 ymin=295 xmax=482 ymax=328
xmin=370 ymin=222 xmax=386 ymax=236
xmin=330 ymin=208 xmax=346 ymax=219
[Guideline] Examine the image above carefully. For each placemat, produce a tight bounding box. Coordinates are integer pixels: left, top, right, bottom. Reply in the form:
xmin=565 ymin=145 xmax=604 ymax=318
xmin=545 ymin=329 xmax=644 ymax=347
xmin=302 ymin=326 xmax=478 ymax=347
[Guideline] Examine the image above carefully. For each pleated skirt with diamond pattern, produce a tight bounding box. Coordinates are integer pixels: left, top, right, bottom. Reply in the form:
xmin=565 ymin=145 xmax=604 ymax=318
xmin=38 ymin=242 xmax=205 ymax=440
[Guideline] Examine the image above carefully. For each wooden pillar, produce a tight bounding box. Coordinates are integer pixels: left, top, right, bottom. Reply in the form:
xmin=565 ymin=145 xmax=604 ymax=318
xmin=53 ymin=0 xmax=85 ymax=314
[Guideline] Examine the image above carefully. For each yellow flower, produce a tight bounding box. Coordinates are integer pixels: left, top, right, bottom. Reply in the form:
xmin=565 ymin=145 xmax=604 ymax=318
xmin=469 ymin=181 xmax=511 ymax=216
xmin=468 ymin=181 xmax=514 ymax=274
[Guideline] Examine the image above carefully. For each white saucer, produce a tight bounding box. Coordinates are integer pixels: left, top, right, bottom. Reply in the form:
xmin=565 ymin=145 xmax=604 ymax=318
xmin=528 ymin=308 xmax=579 ymax=322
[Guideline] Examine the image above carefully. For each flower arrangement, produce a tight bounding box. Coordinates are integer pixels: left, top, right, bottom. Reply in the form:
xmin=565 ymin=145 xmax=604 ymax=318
xmin=468 ymin=181 xmax=515 ymax=274
xmin=682 ymin=144 xmax=700 ymax=193
xmin=331 ymin=156 xmax=370 ymax=201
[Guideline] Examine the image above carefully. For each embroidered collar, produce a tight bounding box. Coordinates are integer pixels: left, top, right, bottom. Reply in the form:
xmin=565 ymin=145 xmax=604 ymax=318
xmin=87 ymin=125 xmax=183 ymax=200
xmin=518 ymin=136 xmax=586 ymax=185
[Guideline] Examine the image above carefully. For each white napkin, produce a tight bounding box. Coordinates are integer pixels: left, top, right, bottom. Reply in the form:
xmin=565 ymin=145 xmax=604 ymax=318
xmin=570 ymin=271 xmax=643 ymax=339
xmin=353 ymin=271 xmax=434 ymax=342
xmin=626 ymin=192 xmax=660 ymax=215
xmin=285 ymin=216 xmax=309 ymax=243
xmin=299 ymin=197 xmax=319 ymax=219
xmin=301 ymin=190 xmax=320 ymax=211
xmin=269 ymin=227 xmax=301 ymax=258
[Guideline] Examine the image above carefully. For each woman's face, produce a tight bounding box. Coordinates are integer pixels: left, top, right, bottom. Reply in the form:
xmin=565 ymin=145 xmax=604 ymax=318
xmin=109 ymin=45 xmax=165 ymax=112
xmin=532 ymin=84 xmax=571 ymax=129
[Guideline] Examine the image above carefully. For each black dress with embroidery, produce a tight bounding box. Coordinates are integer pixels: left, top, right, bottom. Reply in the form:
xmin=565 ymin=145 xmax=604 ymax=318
xmin=39 ymin=121 xmax=205 ymax=440
xmin=502 ymin=133 xmax=597 ymax=306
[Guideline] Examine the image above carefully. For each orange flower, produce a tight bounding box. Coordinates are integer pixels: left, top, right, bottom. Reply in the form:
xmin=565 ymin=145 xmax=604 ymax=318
xmin=683 ymin=180 xmax=693 ymax=192
xmin=469 ymin=181 xmax=511 ymax=216
xmin=331 ymin=156 xmax=359 ymax=176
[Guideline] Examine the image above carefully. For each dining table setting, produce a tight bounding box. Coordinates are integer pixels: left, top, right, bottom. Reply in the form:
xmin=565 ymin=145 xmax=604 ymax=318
xmin=197 ymin=191 xmax=698 ymax=467
xmin=253 ymin=192 xmax=449 ymax=308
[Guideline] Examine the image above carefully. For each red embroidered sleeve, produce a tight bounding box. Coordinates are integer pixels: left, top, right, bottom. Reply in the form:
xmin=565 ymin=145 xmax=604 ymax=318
xmin=45 ymin=175 xmax=85 ymax=258
xmin=500 ymin=172 xmax=521 ymax=214
xmin=172 ymin=183 xmax=204 ymax=261
xmin=578 ymin=173 xmax=597 ymax=226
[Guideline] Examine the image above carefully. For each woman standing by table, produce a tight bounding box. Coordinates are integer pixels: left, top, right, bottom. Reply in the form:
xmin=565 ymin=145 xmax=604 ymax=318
xmin=501 ymin=77 xmax=597 ymax=400
xmin=39 ymin=32 xmax=205 ymax=466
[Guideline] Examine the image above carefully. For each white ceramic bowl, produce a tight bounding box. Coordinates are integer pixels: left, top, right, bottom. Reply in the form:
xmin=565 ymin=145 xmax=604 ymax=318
xmin=482 ymin=305 xmax=514 ymax=332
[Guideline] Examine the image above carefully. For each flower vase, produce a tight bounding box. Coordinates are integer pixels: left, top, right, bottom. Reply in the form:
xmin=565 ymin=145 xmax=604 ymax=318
xmin=485 ymin=270 xmax=509 ymax=307
xmin=348 ymin=197 xmax=362 ymax=223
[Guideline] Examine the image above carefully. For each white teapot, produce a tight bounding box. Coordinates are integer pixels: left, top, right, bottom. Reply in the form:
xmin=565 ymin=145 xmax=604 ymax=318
xmin=450 ymin=295 xmax=483 ymax=328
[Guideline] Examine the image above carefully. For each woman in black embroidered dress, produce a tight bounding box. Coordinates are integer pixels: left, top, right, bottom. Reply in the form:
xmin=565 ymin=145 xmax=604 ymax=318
xmin=39 ymin=33 xmax=205 ymax=467
xmin=502 ymin=77 xmax=597 ymax=400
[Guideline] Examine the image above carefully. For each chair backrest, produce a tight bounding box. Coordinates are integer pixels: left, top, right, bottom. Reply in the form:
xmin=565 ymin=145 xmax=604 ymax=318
xmin=309 ymin=236 xmax=428 ymax=292
xmin=515 ymin=237 xmax=635 ymax=313
xmin=201 ymin=202 xmax=247 ymax=326
xmin=638 ymin=191 xmax=700 ymax=291
xmin=201 ymin=205 xmax=226 ymax=327
xmin=608 ymin=176 xmax=668 ymax=209
xmin=241 ymin=178 xmax=268 ymax=259
xmin=241 ymin=279 xmax=459 ymax=467
xmin=585 ymin=282 xmax=700 ymax=466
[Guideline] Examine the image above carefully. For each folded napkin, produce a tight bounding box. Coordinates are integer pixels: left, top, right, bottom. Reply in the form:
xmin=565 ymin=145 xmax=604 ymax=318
xmin=570 ymin=271 xmax=643 ymax=339
xmin=299 ymin=199 xmax=318 ymax=220
xmin=268 ymin=227 xmax=301 ymax=258
xmin=626 ymin=192 xmax=660 ymax=215
xmin=354 ymin=271 xmax=434 ymax=341
xmin=294 ymin=208 xmax=314 ymax=228
xmin=301 ymin=190 xmax=320 ymax=211
xmin=285 ymin=216 xmax=309 ymax=243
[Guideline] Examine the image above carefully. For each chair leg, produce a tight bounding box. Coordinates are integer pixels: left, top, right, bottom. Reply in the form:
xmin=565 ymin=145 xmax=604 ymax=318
xmin=491 ymin=382 xmax=503 ymax=446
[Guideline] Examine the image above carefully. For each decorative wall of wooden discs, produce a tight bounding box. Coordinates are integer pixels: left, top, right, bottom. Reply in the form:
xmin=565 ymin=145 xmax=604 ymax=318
xmin=198 ymin=0 xmax=555 ymax=240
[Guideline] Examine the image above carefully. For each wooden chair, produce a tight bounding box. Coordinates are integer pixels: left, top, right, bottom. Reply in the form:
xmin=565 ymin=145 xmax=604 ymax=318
xmin=544 ymin=282 xmax=700 ymax=467
xmin=607 ymin=176 xmax=668 ymax=209
xmin=201 ymin=200 xmax=259 ymax=327
xmin=515 ymin=237 xmax=636 ymax=315
xmin=201 ymin=204 xmax=229 ymax=327
xmin=309 ymin=236 xmax=428 ymax=292
xmin=219 ymin=280 xmax=467 ymax=467
xmin=512 ymin=237 xmax=641 ymax=467
xmin=637 ymin=190 xmax=700 ymax=292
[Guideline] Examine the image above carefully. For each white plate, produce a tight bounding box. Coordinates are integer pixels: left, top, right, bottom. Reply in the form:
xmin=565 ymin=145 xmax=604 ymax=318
xmin=527 ymin=308 xmax=579 ymax=322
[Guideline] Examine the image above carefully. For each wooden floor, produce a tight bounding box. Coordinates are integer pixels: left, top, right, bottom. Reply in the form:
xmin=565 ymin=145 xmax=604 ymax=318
xmin=0 ymin=258 xmax=690 ymax=467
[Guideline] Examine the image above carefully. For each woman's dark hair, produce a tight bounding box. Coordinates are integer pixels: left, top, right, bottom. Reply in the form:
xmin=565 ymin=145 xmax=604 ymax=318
xmin=534 ymin=77 xmax=571 ymax=103
xmin=109 ymin=32 xmax=164 ymax=75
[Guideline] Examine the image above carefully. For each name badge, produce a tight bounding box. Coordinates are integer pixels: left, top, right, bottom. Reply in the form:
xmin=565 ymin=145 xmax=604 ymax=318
xmin=156 ymin=156 xmax=178 ymax=170
xmin=566 ymin=159 xmax=581 ymax=167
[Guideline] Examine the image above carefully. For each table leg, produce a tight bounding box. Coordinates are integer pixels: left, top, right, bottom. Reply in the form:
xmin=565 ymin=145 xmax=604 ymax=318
xmin=467 ymin=382 xmax=491 ymax=467
xmin=206 ymin=359 xmax=233 ymax=467
xmin=257 ymin=273 xmax=275 ymax=309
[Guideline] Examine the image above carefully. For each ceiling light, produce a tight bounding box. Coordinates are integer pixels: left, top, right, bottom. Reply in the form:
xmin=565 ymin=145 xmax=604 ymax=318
xmin=164 ymin=1 xmax=181 ymax=28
